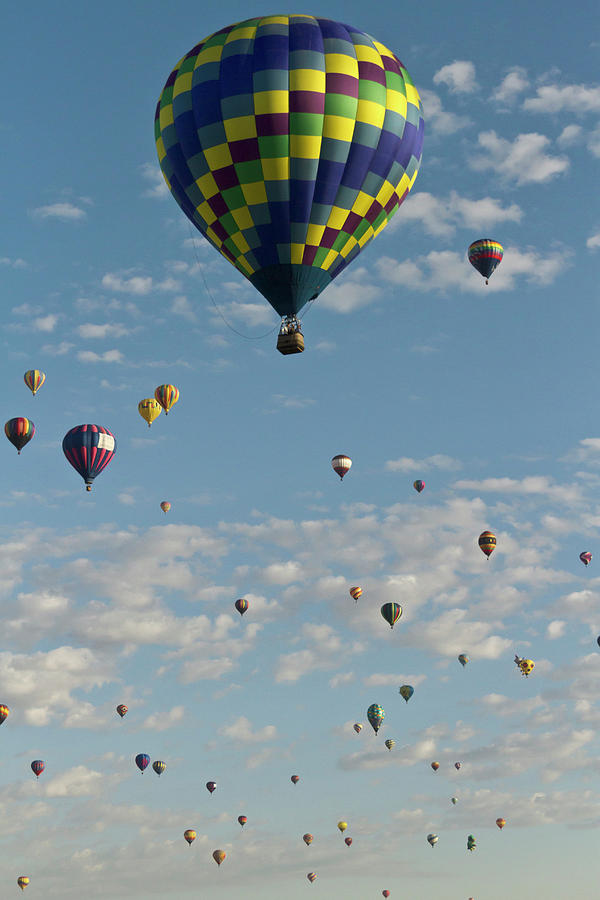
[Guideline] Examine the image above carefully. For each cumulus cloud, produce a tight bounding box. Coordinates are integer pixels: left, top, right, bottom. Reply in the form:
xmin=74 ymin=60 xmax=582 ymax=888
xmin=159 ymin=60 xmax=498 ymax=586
xmin=45 ymin=766 xmax=106 ymax=798
xmin=0 ymin=256 xmax=27 ymax=268
xmin=218 ymin=715 xmax=277 ymax=743
xmin=33 ymin=314 xmax=58 ymax=332
xmin=317 ymin=266 xmax=380 ymax=314
xmin=418 ymin=89 xmax=471 ymax=135
xmin=470 ymin=131 xmax=569 ymax=184
xmin=77 ymin=349 xmax=125 ymax=364
xmin=493 ymin=67 xmax=530 ymax=104
xmin=523 ymin=83 xmax=600 ymax=114
xmin=557 ymin=124 xmax=583 ymax=146
xmin=140 ymin=162 xmax=169 ymax=198
xmin=77 ymin=323 xmax=130 ymax=338
xmin=587 ymin=232 xmax=600 ymax=250
xmin=386 ymin=454 xmax=461 ymax=473
xmin=433 ymin=60 xmax=478 ymax=93
xmin=392 ymin=191 xmax=522 ymax=239
xmin=453 ymin=475 xmax=582 ymax=505
xmin=32 ymin=202 xmax=87 ymax=221
xmin=141 ymin=705 xmax=185 ymax=731
xmin=275 ymin=623 xmax=363 ymax=682
xmin=101 ymin=273 xmax=180 ymax=295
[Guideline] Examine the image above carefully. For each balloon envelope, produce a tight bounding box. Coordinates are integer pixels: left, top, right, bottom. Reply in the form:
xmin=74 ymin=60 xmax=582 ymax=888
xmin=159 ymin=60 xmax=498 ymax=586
xmin=468 ymin=239 xmax=503 ymax=282
xmin=367 ymin=703 xmax=384 ymax=734
xmin=238 ymin=815 xmax=247 ymax=827
xmin=478 ymin=530 xmax=496 ymax=558
xmin=303 ymin=833 xmax=313 ymax=845
xmin=24 ymin=370 xmax=45 ymax=396
xmin=580 ymin=551 xmax=592 ymax=566
xmin=152 ymin=760 xmax=166 ymax=776
xmin=307 ymin=873 xmax=317 ymax=883
xmin=160 ymin=501 xmax=171 ymax=513
xmin=206 ymin=781 xmax=217 ymax=793
xmin=135 ymin=753 xmax=150 ymax=772
xmin=353 ymin=723 xmax=362 ymax=734
xmin=291 ymin=775 xmax=300 ymax=784
xmin=413 ymin=479 xmax=425 ymax=493
xmin=116 ymin=704 xmax=128 ymax=718
xmin=427 ymin=833 xmax=438 ymax=847
xmin=5 ymin=417 xmax=34 ymax=454
xmin=235 ymin=598 xmax=249 ymax=616
xmin=62 ymin=425 xmax=116 ymax=491
xmin=154 ymin=384 xmax=179 ymax=414
xmin=345 ymin=837 xmax=352 ymax=846
xmin=17 ymin=877 xmax=30 ymax=891
xmin=332 ymin=455 xmax=352 ymax=480
xmin=431 ymin=761 xmax=439 ymax=771
xmin=184 ymin=829 xmax=196 ymax=845
xmin=385 ymin=739 xmax=395 ymax=751
xmin=399 ymin=684 xmax=414 ymax=702
xmin=496 ymin=817 xmax=506 ymax=829
xmin=213 ymin=849 xmax=226 ymax=866
xmin=349 ymin=586 xmax=362 ymax=602
xmin=380 ymin=602 xmax=402 ymax=628
xmin=458 ymin=654 xmax=469 ymax=667
xmin=0 ymin=704 xmax=9 ymax=724
xmin=337 ymin=821 xmax=347 ymax=833
xmin=138 ymin=398 xmax=161 ymax=427
xmin=31 ymin=760 xmax=44 ymax=777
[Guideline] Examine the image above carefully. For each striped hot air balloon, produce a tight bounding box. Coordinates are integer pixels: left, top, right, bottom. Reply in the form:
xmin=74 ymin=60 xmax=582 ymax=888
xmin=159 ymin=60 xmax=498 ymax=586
xmin=62 ymin=425 xmax=116 ymax=491
xmin=468 ymin=239 xmax=503 ymax=284
xmin=349 ymin=586 xmax=362 ymax=602
xmin=5 ymin=417 xmax=34 ymax=454
xmin=380 ymin=602 xmax=402 ymax=628
xmin=478 ymin=530 xmax=496 ymax=559
xmin=154 ymin=384 xmax=179 ymax=414
xmin=0 ymin=704 xmax=9 ymax=724
xmin=24 ymin=370 xmax=45 ymax=396
xmin=235 ymin=598 xmax=249 ymax=616
xmin=331 ymin=454 xmax=352 ymax=480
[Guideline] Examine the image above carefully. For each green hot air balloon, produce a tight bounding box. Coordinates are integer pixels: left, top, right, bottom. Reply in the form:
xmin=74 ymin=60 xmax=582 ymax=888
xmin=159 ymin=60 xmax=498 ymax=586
xmin=380 ymin=602 xmax=402 ymax=629
xmin=367 ymin=703 xmax=384 ymax=734
xmin=399 ymin=685 xmax=414 ymax=703
xmin=155 ymin=16 xmax=425 ymax=354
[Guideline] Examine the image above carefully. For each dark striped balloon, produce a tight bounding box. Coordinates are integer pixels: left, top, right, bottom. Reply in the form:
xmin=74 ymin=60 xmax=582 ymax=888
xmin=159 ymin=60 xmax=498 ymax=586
xmin=468 ymin=239 xmax=503 ymax=283
xmin=5 ymin=417 xmax=34 ymax=454
xmin=478 ymin=530 xmax=496 ymax=559
xmin=62 ymin=425 xmax=116 ymax=491
xmin=235 ymin=598 xmax=249 ymax=616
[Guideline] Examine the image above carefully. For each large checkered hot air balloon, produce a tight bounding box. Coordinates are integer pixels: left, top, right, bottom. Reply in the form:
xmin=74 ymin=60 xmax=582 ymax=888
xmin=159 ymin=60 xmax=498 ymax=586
xmin=155 ymin=16 xmax=424 ymax=354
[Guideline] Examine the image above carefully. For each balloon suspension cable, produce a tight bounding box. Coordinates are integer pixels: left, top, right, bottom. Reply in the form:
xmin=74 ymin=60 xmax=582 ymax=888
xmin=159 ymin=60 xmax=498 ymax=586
xmin=187 ymin=226 xmax=278 ymax=340
xmin=278 ymin=314 xmax=302 ymax=336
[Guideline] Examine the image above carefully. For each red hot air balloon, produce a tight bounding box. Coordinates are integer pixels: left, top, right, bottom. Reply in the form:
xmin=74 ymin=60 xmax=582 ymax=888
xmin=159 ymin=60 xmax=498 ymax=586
xmin=580 ymin=551 xmax=592 ymax=566
xmin=235 ymin=598 xmax=249 ymax=616
xmin=116 ymin=704 xmax=128 ymax=718
xmin=383 ymin=892 xmax=391 ymax=898
xmin=62 ymin=425 xmax=116 ymax=491
xmin=31 ymin=760 xmax=44 ymax=778
xmin=291 ymin=775 xmax=300 ymax=784
xmin=331 ymin=455 xmax=352 ymax=480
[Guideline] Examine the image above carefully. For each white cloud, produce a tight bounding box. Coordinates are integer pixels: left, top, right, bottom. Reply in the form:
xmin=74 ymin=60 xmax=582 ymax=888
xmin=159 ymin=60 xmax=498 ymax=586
xmin=77 ymin=323 xmax=129 ymax=338
xmin=218 ymin=715 xmax=277 ymax=743
xmin=77 ymin=349 xmax=125 ymax=364
xmin=403 ymin=608 xmax=512 ymax=660
xmin=557 ymin=124 xmax=583 ymax=146
xmin=140 ymin=162 xmax=168 ymax=198
xmin=141 ymin=706 xmax=185 ymax=731
xmin=587 ymin=232 xmax=600 ymax=250
xmin=275 ymin=623 xmax=362 ymax=682
xmin=101 ymin=272 xmax=180 ymax=296
xmin=32 ymin=202 xmax=87 ymax=221
xmin=33 ymin=314 xmax=58 ymax=332
xmin=0 ymin=256 xmax=27 ymax=268
xmin=317 ymin=266 xmax=380 ymax=314
xmin=493 ymin=67 xmax=530 ymax=104
xmin=470 ymin=131 xmax=569 ymax=184
xmin=546 ymin=620 xmax=566 ymax=639
xmin=386 ymin=454 xmax=461 ymax=473
xmin=418 ymin=89 xmax=471 ymax=135
xmin=393 ymin=191 xmax=522 ymax=239
xmin=523 ymin=83 xmax=600 ymax=114
xmin=171 ymin=295 xmax=197 ymax=321
xmin=45 ymin=766 xmax=106 ymax=798
xmin=453 ymin=475 xmax=582 ymax=505
xmin=588 ymin=124 xmax=600 ymax=158
xmin=433 ymin=60 xmax=478 ymax=93
xmin=41 ymin=341 xmax=73 ymax=356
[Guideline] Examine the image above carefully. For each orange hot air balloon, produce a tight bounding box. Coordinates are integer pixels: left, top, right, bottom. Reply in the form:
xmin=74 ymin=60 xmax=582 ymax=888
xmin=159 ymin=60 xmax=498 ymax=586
xmin=238 ymin=815 xmax=247 ymax=828
xmin=303 ymin=833 xmax=313 ymax=846
xmin=184 ymin=829 xmax=196 ymax=846
xmin=213 ymin=849 xmax=226 ymax=866
xmin=496 ymin=817 xmax=506 ymax=830
xmin=116 ymin=704 xmax=128 ymax=718
xmin=431 ymin=761 xmax=440 ymax=772
xmin=307 ymin=873 xmax=317 ymax=883
xmin=349 ymin=586 xmax=362 ymax=602
xmin=160 ymin=501 xmax=171 ymax=513
xmin=17 ymin=877 xmax=30 ymax=891
xmin=478 ymin=530 xmax=496 ymax=559
xmin=291 ymin=775 xmax=300 ymax=784
xmin=0 ymin=704 xmax=9 ymax=724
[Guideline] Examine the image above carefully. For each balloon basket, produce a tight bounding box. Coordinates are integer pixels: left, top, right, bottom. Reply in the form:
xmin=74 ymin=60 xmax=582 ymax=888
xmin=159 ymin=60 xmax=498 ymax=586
xmin=277 ymin=317 xmax=304 ymax=355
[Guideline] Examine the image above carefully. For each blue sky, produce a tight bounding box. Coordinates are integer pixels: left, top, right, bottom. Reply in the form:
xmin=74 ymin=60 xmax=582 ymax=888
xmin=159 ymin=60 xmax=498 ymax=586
xmin=1 ymin=1 xmax=600 ymax=897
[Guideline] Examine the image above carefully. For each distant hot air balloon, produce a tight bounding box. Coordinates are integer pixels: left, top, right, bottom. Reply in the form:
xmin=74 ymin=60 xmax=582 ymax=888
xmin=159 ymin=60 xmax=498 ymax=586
xmin=24 ymin=370 xmax=45 ymax=396
xmin=238 ymin=815 xmax=247 ymax=828
xmin=431 ymin=761 xmax=440 ymax=772
xmin=160 ymin=501 xmax=171 ymax=514
xmin=0 ymin=704 xmax=9 ymax=724
xmin=154 ymin=384 xmax=179 ymax=415
xmin=455 ymin=762 xmax=461 ymax=770
xmin=291 ymin=775 xmax=300 ymax=784
xmin=212 ymin=849 xmax=226 ymax=867
xmin=468 ymin=239 xmax=503 ymax=284
xmin=184 ymin=829 xmax=196 ymax=846
xmin=31 ymin=760 xmax=44 ymax=778
xmin=345 ymin=837 xmax=352 ymax=847
xmin=5 ymin=418 xmax=34 ymax=454
xmin=478 ymin=530 xmax=496 ymax=559
xmin=17 ymin=877 xmax=30 ymax=891
xmin=427 ymin=833 xmax=439 ymax=847
xmin=367 ymin=704 xmax=384 ymax=735
xmin=467 ymin=834 xmax=476 ymax=852
xmin=496 ymin=818 xmax=506 ymax=830
xmin=399 ymin=685 xmax=414 ymax=703
xmin=382 ymin=893 xmax=390 ymax=899
xmin=451 ymin=797 xmax=458 ymax=805
xmin=413 ymin=480 xmax=425 ymax=493
xmin=303 ymin=833 xmax=313 ymax=846
xmin=331 ymin=455 xmax=352 ymax=480
xmin=152 ymin=760 xmax=166 ymax=776
xmin=385 ymin=739 xmax=395 ymax=751
xmin=349 ymin=586 xmax=362 ymax=603
xmin=580 ymin=551 xmax=592 ymax=566
xmin=515 ymin=655 xmax=534 ymax=677
xmin=337 ymin=821 xmax=348 ymax=834
xmin=380 ymin=602 xmax=402 ymax=629
xmin=135 ymin=753 xmax=150 ymax=773
xmin=353 ymin=723 xmax=363 ymax=734
xmin=138 ymin=398 xmax=161 ymax=427
xmin=206 ymin=781 xmax=217 ymax=794
xmin=307 ymin=873 xmax=317 ymax=884
xmin=597 ymin=636 xmax=600 ymax=648
xmin=62 ymin=424 xmax=116 ymax=491
xmin=235 ymin=598 xmax=249 ymax=616
xmin=116 ymin=704 xmax=128 ymax=718
xmin=458 ymin=654 xmax=469 ymax=667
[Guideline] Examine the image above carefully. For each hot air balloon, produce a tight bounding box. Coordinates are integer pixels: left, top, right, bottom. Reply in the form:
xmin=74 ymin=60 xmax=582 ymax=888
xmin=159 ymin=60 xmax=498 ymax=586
xmin=455 ymin=762 xmax=461 ymax=770
xmin=152 ymin=760 xmax=166 ymax=776
xmin=213 ymin=850 xmax=226 ymax=867
xmin=451 ymin=797 xmax=458 ymax=805
xmin=5 ymin=418 xmax=34 ymax=454
xmin=238 ymin=815 xmax=247 ymax=828
xmin=332 ymin=455 xmax=352 ymax=480
xmin=155 ymin=16 xmax=425 ymax=354
xmin=235 ymin=598 xmax=249 ymax=616
xmin=31 ymin=760 xmax=44 ymax=778
xmin=206 ymin=781 xmax=217 ymax=794
xmin=307 ymin=873 xmax=317 ymax=884
xmin=349 ymin=586 xmax=362 ymax=602
xmin=580 ymin=551 xmax=592 ymax=566
xmin=116 ymin=704 xmax=128 ymax=718
xmin=399 ymin=685 xmax=414 ymax=703
xmin=353 ymin=723 xmax=362 ymax=734
xmin=345 ymin=837 xmax=352 ymax=847
xmin=367 ymin=704 xmax=384 ymax=734
xmin=135 ymin=753 xmax=150 ymax=773
xmin=427 ymin=833 xmax=438 ymax=847
xmin=385 ymin=739 xmax=395 ymax=751
xmin=413 ymin=479 xmax=425 ymax=493
xmin=160 ymin=501 xmax=171 ymax=514
xmin=24 ymin=370 xmax=45 ymax=396
xmin=337 ymin=821 xmax=348 ymax=834
xmin=468 ymin=239 xmax=503 ymax=284
xmin=431 ymin=761 xmax=439 ymax=772
xmin=382 ymin=893 xmax=390 ymax=899
xmin=303 ymin=833 xmax=313 ymax=846
xmin=184 ymin=829 xmax=196 ymax=845
xmin=597 ymin=636 xmax=600 ymax=648
xmin=380 ymin=602 xmax=402 ymax=629
xmin=17 ymin=877 xmax=30 ymax=891
xmin=62 ymin=425 xmax=116 ymax=491
xmin=0 ymin=704 xmax=9 ymax=724
xmin=291 ymin=775 xmax=300 ymax=784
xmin=467 ymin=834 xmax=476 ymax=852
xmin=138 ymin=398 xmax=161 ymax=427
xmin=515 ymin=655 xmax=534 ymax=677
xmin=496 ymin=818 xmax=506 ymax=830
xmin=478 ymin=530 xmax=496 ymax=559
xmin=154 ymin=384 xmax=180 ymax=415
xmin=458 ymin=654 xmax=469 ymax=667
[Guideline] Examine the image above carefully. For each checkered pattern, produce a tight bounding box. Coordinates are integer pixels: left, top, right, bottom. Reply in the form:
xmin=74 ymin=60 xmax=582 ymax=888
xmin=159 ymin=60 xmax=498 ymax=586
xmin=156 ymin=16 xmax=424 ymax=315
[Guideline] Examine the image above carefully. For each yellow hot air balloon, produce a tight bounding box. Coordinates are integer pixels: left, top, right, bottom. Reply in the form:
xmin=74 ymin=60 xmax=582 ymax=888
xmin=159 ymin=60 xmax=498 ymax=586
xmin=349 ymin=586 xmax=362 ymax=602
xmin=337 ymin=821 xmax=348 ymax=834
xmin=385 ymin=739 xmax=395 ymax=751
xmin=184 ymin=829 xmax=196 ymax=846
xmin=138 ymin=398 xmax=161 ymax=427
xmin=496 ymin=817 xmax=506 ymax=830
xmin=17 ymin=877 xmax=30 ymax=891
xmin=24 ymin=370 xmax=45 ymax=396
xmin=154 ymin=384 xmax=179 ymax=414
xmin=515 ymin=655 xmax=535 ymax=677
xmin=212 ymin=849 xmax=226 ymax=866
